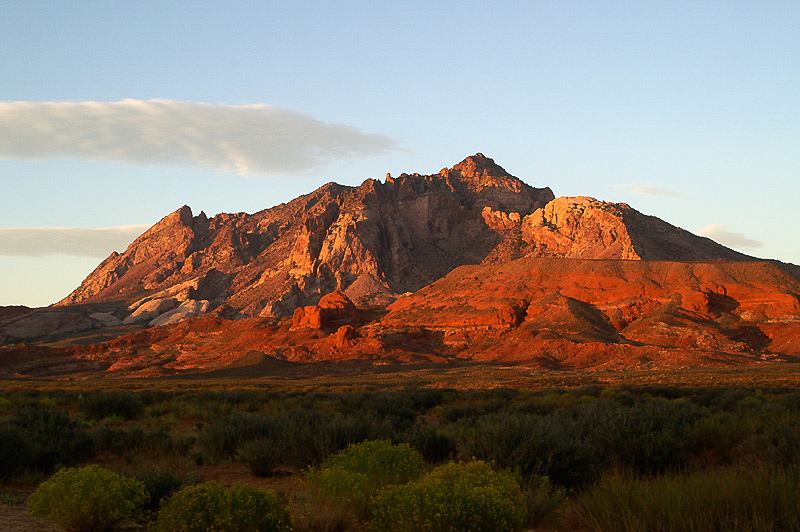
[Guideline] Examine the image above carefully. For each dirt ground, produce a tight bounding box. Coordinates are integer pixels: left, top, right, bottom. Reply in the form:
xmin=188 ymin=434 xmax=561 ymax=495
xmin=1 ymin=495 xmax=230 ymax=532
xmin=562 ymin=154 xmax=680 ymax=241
xmin=0 ymin=504 xmax=62 ymax=532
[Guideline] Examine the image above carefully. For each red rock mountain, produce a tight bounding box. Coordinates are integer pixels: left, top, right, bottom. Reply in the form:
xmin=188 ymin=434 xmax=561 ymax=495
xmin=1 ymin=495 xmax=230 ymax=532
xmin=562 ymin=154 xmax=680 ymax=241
xmin=1 ymin=154 xmax=798 ymax=376
xmin=58 ymin=154 xmax=556 ymax=316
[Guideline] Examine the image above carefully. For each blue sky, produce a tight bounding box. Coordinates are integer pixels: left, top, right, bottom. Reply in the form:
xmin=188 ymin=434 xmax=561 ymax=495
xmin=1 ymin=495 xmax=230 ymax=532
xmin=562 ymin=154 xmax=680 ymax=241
xmin=1 ymin=1 xmax=798 ymax=307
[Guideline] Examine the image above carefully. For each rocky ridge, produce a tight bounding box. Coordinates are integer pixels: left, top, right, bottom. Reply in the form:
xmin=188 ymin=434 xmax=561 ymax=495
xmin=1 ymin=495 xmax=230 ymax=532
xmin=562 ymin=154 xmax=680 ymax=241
xmin=57 ymin=154 xmax=555 ymax=318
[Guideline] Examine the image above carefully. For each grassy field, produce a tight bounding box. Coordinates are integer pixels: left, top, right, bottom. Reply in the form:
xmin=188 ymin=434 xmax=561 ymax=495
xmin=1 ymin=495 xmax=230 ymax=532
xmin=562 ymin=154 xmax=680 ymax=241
xmin=2 ymin=363 xmax=800 ymax=531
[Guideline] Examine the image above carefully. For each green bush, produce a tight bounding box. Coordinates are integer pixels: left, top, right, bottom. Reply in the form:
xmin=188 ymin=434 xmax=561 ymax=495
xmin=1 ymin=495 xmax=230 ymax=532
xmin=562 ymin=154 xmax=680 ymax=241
xmin=306 ymin=439 xmax=424 ymax=517
xmin=238 ymin=438 xmax=280 ymax=477
xmin=154 ymin=481 xmax=291 ymax=532
xmin=402 ymin=422 xmax=456 ymax=463
xmin=0 ymin=426 xmax=31 ymax=479
xmin=199 ymin=412 xmax=279 ymax=459
xmin=9 ymin=406 xmax=95 ymax=473
xmin=572 ymin=467 xmax=800 ymax=532
xmin=135 ymin=466 xmax=190 ymax=519
xmin=371 ymin=460 xmax=528 ymax=532
xmin=577 ymin=400 xmax=701 ymax=475
xmin=456 ymin=411 xmax=598 ymax=489
xmin=28 ymin=465 xmax=146 ymax=532
xmin=80 ymin=391 xmax=144 ymax=420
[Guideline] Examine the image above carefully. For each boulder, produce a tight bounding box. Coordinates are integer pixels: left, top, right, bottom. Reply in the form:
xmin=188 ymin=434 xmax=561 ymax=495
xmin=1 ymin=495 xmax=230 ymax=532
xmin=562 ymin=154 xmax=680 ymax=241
xmin=122 ymin=297 xmax=179 ymax=325
xmin=150 ymin=300 xmax=211 ymax=326
xmin=292 ymin=291 xmax=360 ymax=329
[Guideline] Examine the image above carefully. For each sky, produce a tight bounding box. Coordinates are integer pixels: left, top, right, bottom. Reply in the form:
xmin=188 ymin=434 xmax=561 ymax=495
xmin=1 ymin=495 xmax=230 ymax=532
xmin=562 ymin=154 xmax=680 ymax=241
xmin=1 ymin=1 xmax=798 ymax=307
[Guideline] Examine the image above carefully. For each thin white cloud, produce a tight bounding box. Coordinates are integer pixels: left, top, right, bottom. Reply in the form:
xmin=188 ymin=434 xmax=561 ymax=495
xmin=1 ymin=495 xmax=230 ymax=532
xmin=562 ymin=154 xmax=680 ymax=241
xmin=0 ymin=225 xmax=149 ymax=257
xmin=0 ymin=100 xmax=397 ymax=175
xmin=698 ymin=224 xmax=764 ymax=250
xmin=612 ymin=184 xmax=688 ymax=199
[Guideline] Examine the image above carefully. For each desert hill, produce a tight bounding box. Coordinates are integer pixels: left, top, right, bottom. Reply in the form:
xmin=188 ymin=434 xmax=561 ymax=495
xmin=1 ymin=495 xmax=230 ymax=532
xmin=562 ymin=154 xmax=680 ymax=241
xmin=1 ymin=154 xmax=798 ymax=377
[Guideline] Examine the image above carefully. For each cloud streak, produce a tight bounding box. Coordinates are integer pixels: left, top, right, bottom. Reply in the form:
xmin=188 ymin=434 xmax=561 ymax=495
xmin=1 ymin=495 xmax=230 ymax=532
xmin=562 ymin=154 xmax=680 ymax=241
xmin=612 ymin=184 xmax=687 ymax=199
xmin=0 ymin=100 xmax=397 ymax=175
xmin=698 ymin=224 xmax=764 ymax=250
xmin=0 ymin=225 xmax=149 ymax=257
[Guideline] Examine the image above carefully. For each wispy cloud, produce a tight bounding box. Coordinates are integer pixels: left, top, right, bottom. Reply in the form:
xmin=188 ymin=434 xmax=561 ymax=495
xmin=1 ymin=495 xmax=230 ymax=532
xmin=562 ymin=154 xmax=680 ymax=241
xmin=0 ymin=100 xmax=397 ymax=175
xmin=612 ymin=184 xmax=688 ymax=199
xmin=0 ymin=225 xmax=149 ymax=257
xmin=698 ymin=224 xmax=764 ymax=250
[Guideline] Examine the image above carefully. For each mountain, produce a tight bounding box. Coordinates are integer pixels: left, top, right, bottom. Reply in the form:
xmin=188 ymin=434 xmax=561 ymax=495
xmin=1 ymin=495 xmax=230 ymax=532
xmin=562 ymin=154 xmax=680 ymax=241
xmin=1 ymin=154 xmax=798 ymax=377
xmin=58 ymin=154 xmax=554 ymax=317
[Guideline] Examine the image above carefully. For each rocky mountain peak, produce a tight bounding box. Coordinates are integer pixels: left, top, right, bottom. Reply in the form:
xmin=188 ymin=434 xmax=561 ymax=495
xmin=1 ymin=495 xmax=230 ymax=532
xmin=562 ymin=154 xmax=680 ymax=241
xmin=447 ymin=153 xmax=509 ymax=178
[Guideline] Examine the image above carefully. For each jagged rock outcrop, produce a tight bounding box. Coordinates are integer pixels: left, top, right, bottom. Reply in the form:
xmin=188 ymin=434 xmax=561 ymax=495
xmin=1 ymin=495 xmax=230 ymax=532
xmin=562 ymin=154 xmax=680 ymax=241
xmin=56 ymin=154 xmax=554 ymax=318
xmin=55 ymin=154 xmax=758 ymax=326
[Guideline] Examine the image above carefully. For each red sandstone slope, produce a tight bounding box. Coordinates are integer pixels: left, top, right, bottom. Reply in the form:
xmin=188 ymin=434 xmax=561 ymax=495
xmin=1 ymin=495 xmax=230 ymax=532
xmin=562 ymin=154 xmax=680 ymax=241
xmin=3 ymin=259 xmax=797 ymax=377
xmin=377 ymin=258 xmax=800 ymax=367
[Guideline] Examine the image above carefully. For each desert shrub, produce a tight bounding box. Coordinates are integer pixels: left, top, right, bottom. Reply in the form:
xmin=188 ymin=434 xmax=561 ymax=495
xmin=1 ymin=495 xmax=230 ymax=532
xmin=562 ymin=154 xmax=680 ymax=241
xmin=328 ymin=411 xmax=396 ymax=448
xmin=80 ymin=391 xmax=143 ymax=420
xmin=440 ymin=396 xmax=511 ymax=423
xmin=135 ymin=466 xmax=191 ymax=521
xmin=0 ymin=426 xmax=31 ymax=479
xmin=336 ymin=391 xmax=418 ymax=429
xmin=278 ymin=410 xmax=338 ymax=468
xmin=572 ymin=467 xmax=800 ymax=532
xmin=521 ymin=475 xmax=567 ymax=526
xmin=199 ymin=412 xmax=280 ymax=459
xmin=173 ymin=433 xmax=197 ymax=456
xmin=456 ymin=412 xmax=598 ymax=489
xmin=10 ymin=406 xmax=95 ymax=473
xmin=371 ymin=460 xmax=528 ymax=532
xmin=687 ymin=411 xmax=756 ymax=462
xmin=0 ymin=396 xmax=12 ymax=411
xmin=402 ymin=387 xmax=447 ymax=411
xmin=279 ymin=409 xmax=394 ymax=468
xmin=238 ymin=438 xmax=280 ymax=477
xmin=402 ymin=422 xmax=457 ymax=463
xmin=28 ymin=464 xmax=146 ymax=532
xmin=575 ymin=399 xmax=701 ymax=475
xmin=307 ymin=439 xmax=425 ymax=517
xmin=153 ymin=481 xmax=291 ymax=532
xmin=93 ymin=426 xmax=145 ymax=457
xmin=738 ymin=425 xmax=800 ymax=468
xmin=293 ymin=500 xmax=358 ymax=532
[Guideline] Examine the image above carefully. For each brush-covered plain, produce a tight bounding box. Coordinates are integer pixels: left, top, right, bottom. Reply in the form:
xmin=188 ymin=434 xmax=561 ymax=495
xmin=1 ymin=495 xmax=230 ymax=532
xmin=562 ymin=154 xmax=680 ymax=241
xmin=3 ymin=374 xmax=800 ymax=531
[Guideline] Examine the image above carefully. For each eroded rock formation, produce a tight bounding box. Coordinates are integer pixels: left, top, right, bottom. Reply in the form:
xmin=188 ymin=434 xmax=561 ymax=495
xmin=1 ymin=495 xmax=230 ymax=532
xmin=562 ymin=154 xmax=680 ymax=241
xmin=2 ymin=154 xmax=798 ymax=377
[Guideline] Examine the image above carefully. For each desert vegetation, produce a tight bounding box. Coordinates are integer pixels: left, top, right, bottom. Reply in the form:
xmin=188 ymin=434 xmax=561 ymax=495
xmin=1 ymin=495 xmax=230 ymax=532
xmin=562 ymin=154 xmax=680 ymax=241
xmin=3 ymin=380 xmax=800 ymax=530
